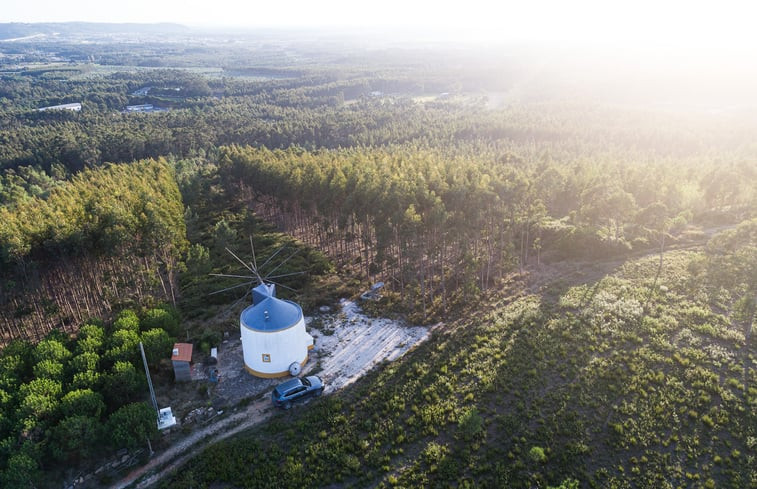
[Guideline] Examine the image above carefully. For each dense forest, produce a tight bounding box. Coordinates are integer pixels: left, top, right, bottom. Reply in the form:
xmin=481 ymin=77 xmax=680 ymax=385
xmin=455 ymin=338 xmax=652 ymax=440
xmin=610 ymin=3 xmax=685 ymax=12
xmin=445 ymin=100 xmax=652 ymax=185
xmin=215 ymin=142 xmax=753 ymax=320
xmin=0 ymin=27 xmax=755 ymax=488
xmin=0 ymin=159 xmax=187 ymax=343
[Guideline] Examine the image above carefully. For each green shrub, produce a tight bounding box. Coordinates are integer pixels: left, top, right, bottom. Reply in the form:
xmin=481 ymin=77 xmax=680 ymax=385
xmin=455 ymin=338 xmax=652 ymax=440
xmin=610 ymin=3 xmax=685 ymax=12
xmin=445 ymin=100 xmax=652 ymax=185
xmin=59 ymin=389 xmax=105 ymax=418
xmin=33 ymin=359 xmax=64 ymax=380
xmin=422 ymin=441 xmax=449 ymax=465
xmin=195 ymin=328 xmax=222 ymax=355
xmin=141 ymin=306 xmax=181 ymax=336
xmin=106 ymin=402 xmax=157 ymax=449
xmin=76 ymin=324 xmax=105 ymax=353
xmin=33 ymin=339 xmax=71 ymax=364
xmin=69 ymin=351 xmax=100 ymax=374
xmin=113 ymin=309 xmax=140 ymax=332
xmin=141 ymin=328 xmax=173 ymax=366
xmin=529 ymin=446 xmax=547 ymax=463
xmin=457 ymin=407 xmax=484 ymax=441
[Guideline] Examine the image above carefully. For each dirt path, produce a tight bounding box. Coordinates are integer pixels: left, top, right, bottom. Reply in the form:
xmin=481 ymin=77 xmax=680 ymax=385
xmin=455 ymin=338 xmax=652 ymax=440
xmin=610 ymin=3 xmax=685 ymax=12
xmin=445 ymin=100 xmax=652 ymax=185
xmin=110 ymin=397 xmax=273 ymax=489
xmin=108 ymin=300 xmax=432 ymax=489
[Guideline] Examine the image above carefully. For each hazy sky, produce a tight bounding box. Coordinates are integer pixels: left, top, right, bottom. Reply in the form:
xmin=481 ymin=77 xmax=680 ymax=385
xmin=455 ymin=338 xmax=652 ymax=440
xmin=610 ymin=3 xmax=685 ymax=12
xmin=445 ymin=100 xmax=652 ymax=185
xmin=3 ymin=0 xmax=757 ymax=46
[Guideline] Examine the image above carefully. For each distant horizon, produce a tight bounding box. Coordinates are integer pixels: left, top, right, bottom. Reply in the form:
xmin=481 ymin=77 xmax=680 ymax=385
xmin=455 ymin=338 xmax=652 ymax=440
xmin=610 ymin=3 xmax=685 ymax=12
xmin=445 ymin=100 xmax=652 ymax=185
xmin=2 ymin=20 xmax=757 ymax=61
xmin=3 ymin=0 xmax=757 ymax=48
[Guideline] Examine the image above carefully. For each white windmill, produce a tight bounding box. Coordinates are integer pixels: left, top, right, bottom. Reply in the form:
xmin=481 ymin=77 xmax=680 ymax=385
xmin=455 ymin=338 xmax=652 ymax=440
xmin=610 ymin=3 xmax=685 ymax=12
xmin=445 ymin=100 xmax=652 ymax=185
xmin=211 ymin=239 xmax=314 ymax=378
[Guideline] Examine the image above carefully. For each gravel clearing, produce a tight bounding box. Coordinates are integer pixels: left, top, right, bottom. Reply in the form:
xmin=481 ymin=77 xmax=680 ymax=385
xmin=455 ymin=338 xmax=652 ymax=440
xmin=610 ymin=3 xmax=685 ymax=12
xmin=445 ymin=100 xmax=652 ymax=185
xmin=315 ymin=299 xmax=430 ymax=391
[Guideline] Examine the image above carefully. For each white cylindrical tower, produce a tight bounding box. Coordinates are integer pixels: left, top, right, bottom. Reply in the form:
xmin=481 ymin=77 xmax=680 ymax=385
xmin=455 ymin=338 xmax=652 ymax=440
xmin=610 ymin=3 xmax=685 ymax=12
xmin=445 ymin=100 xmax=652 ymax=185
xmin=240 ymin=283 xmax=314 ymax=377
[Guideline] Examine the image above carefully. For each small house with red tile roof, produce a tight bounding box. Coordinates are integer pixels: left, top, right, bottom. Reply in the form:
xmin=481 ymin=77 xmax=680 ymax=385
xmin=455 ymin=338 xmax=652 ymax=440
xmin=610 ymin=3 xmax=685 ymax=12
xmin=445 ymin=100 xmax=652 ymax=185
xmin=171 ymin=343 xmax=193 ymax=382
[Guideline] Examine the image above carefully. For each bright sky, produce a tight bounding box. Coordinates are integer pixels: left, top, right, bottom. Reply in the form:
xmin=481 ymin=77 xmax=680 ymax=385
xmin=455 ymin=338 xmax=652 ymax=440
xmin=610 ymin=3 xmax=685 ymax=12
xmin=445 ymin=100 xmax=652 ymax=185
xmin=3 ymin=0 xmax=757 ymax=47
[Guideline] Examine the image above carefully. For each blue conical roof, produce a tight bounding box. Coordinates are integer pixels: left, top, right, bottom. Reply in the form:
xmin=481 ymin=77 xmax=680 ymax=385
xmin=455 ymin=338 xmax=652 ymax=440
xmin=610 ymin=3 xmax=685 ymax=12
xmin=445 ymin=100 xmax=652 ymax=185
xmin=241 ymin=283 xmax=303 ymax=332
xmin=252 ymin=283 xmax=275 ymax=305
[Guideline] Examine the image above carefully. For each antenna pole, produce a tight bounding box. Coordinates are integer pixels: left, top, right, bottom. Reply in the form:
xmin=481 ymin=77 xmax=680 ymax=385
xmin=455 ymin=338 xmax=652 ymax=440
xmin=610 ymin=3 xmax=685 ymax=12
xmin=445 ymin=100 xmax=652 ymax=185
xmin=140 ymin=342 xmax=159 ymax=414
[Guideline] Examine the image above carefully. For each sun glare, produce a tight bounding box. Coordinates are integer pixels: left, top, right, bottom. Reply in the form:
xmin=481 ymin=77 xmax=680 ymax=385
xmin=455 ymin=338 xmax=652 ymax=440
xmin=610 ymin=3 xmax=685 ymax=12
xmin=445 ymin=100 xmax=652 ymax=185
xmin=5 ymin=0 xmax=757 ymax=50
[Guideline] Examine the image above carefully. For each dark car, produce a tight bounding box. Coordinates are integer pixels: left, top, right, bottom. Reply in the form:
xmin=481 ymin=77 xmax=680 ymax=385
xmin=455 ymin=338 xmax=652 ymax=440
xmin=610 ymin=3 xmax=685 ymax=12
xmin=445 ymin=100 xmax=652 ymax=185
xmin=271 ymin=375 xmax=324 ymax=409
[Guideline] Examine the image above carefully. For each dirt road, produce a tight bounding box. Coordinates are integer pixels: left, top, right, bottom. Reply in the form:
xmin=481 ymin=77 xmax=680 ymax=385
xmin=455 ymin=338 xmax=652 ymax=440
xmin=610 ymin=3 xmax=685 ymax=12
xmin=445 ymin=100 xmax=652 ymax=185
xmin=111 ymin=397 xmax=273 ymax=489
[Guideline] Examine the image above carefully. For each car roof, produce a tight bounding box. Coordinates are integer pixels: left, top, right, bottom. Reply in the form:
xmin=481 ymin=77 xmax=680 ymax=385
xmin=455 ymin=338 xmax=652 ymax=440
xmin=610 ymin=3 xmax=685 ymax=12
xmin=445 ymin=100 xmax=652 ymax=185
xmin=275 ymin=378 xmax=303 ymax=393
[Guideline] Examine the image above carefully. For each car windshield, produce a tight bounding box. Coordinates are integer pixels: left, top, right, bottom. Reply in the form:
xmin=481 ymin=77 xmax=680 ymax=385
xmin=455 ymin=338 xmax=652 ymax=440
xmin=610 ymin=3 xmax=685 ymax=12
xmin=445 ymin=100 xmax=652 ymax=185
xmin=302 ymin=378 xmax=311 ymax=387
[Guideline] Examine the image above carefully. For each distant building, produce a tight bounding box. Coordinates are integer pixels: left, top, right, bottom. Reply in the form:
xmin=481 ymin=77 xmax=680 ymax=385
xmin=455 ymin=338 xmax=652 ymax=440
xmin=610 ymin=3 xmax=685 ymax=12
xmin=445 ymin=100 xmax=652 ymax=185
xmin=131 ymin=86 xmax=152 ymax=96
xmin=171 ymin=343 xmax=193 ymax=382
xmin=123 ymin=104 xmax=166 ymax=113
xmin=38 ymin=102 xmax=81 ymax=112
xmin=125 ymin=103 xmax=154 ymax=112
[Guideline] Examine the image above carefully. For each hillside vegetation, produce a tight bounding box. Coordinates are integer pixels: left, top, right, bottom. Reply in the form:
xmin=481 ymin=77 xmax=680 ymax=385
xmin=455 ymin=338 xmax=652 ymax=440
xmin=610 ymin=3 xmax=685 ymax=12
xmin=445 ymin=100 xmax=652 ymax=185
xmin=0 ymin=304 xmax=185 ymax=488
xmin=162 ymin=224 xmax=755 ymax=488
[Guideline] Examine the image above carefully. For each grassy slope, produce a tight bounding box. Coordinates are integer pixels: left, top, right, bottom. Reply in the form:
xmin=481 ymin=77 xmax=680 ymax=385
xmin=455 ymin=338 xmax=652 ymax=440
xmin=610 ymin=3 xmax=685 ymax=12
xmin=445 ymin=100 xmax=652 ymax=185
xmin=161 ymin=248 xmax=755 ymax=489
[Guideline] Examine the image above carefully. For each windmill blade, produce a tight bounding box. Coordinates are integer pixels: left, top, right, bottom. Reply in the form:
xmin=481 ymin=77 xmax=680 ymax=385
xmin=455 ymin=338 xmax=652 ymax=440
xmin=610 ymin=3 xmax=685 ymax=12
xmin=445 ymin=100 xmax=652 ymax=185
xmin=208 ymin=280 xmax=255 ymax=295
xmin=256 ymin=245 xmax=287 ymax=274
xmin=264 ymin=270 xmax=306 ymax=280
xmin=265 ymin=279 xmax=298 ymax=293
xmin=264 ymin=248 xmax=301 ymax=279
xmin=210 ymin=239 xmax=305 ymax=305
xmin=249 ymin=235 xmax=259 ymax=273
xmin=226 ymin=247 xmax=263 ymax=283
xmin=210 ymin=273 xmax=258 ymax=279
xmin=221 ymin=289 xmax=251 ymax=314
